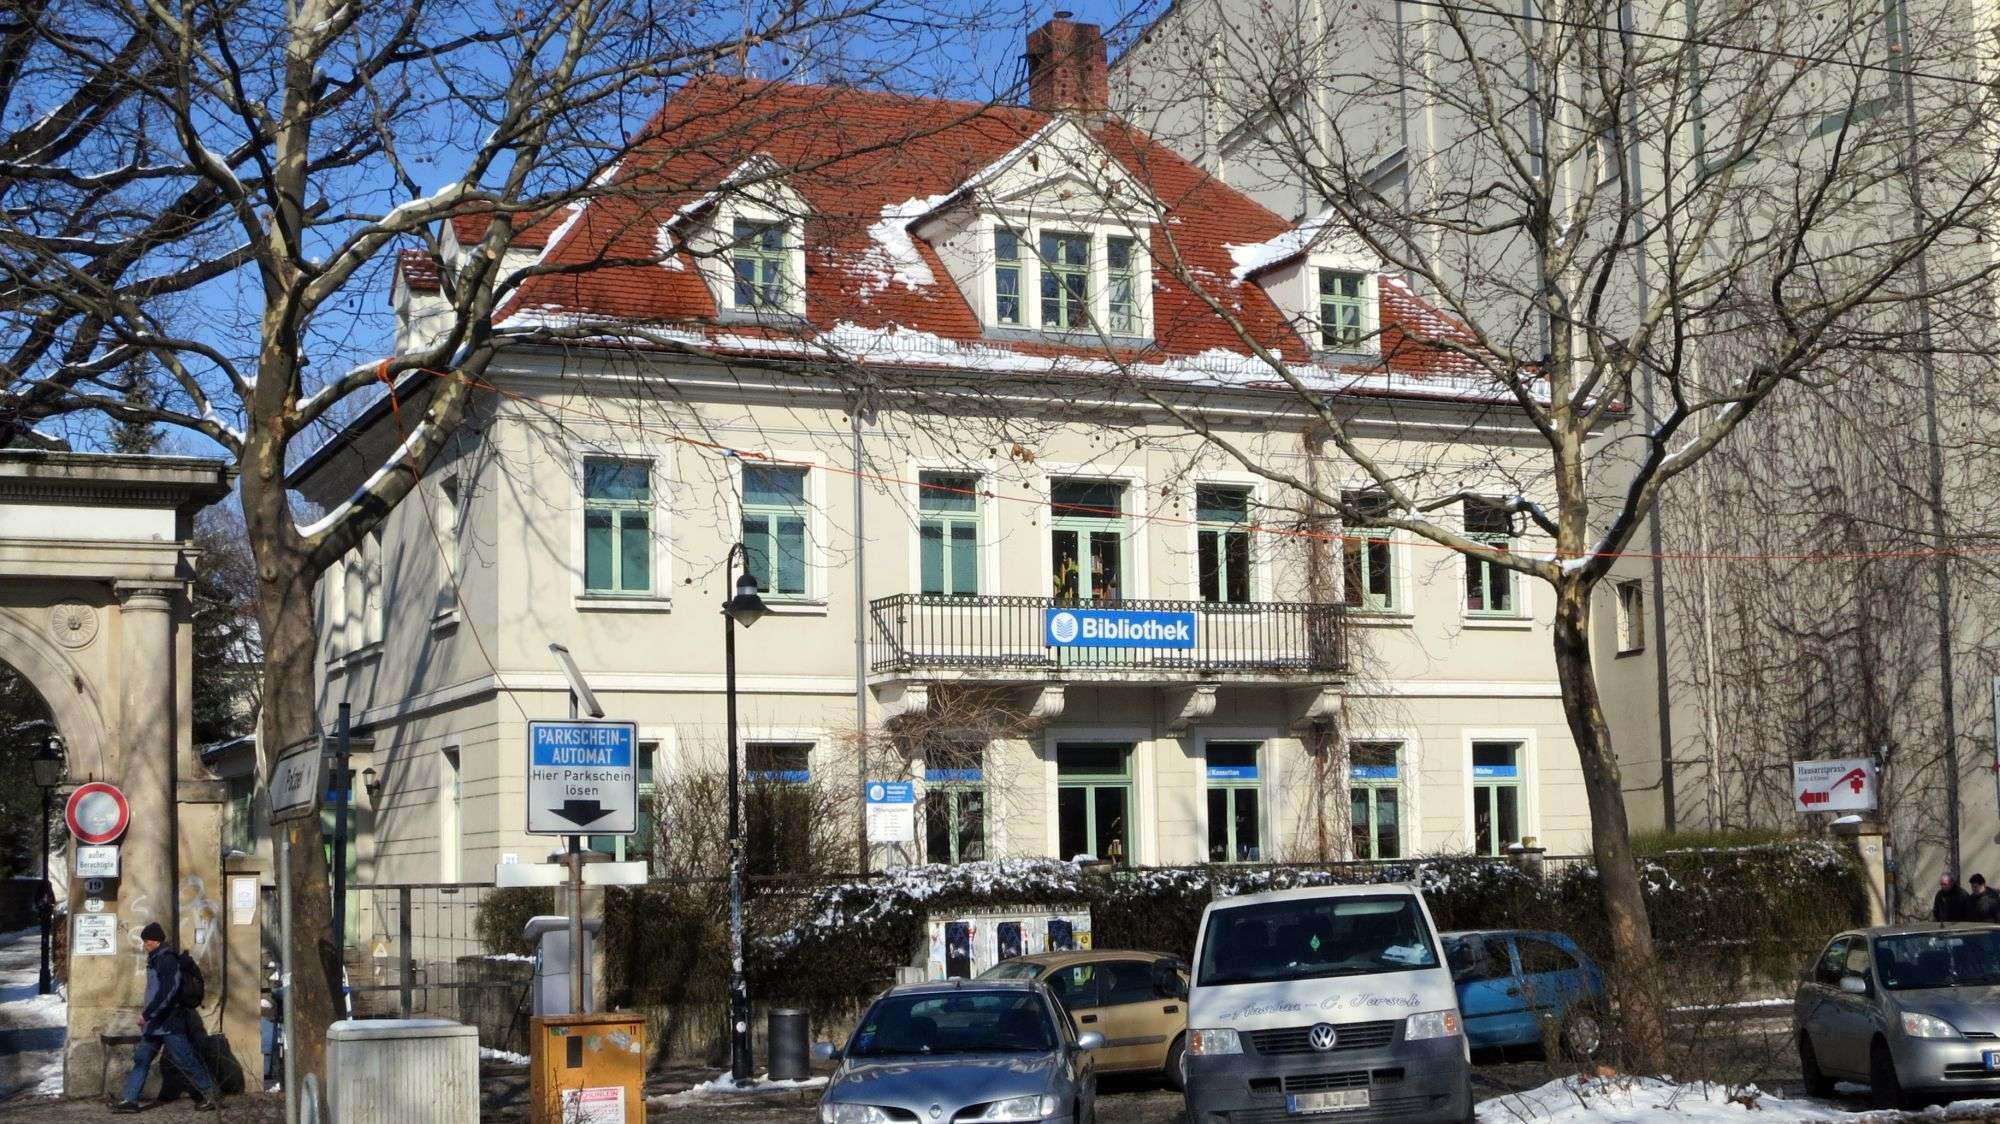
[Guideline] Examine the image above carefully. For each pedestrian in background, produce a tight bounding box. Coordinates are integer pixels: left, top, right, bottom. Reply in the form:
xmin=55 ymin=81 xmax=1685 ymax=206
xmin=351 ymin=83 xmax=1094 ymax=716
xmin=109 ymin=922 xmax=220 ymax=1113
xmin=1934 ymin=873 xmax=1970 ymax=923
xmin=1969 ymin=874 xmax=2000 ymax=922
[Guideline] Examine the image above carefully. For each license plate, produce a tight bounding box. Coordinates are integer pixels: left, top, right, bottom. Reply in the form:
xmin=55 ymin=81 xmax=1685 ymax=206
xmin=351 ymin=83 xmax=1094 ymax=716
xmin=1985 ymin=1051 xmax=2000 ymax=1072
xmin=1287 ymin=1090 xmax=1371 ymax=1114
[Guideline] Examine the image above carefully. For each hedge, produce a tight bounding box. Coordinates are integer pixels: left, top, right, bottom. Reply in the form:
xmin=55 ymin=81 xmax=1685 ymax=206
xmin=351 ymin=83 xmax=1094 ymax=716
xmin=481 ymin=841 xmax=1864 ymax=1025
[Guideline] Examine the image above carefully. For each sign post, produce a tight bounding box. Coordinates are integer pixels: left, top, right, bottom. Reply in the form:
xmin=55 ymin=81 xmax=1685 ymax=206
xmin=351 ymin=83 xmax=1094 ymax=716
xmin=526 ymin=717 xmax=636 ymax=1016
xmin=267 ymin=735 xmax=327 ymax=1124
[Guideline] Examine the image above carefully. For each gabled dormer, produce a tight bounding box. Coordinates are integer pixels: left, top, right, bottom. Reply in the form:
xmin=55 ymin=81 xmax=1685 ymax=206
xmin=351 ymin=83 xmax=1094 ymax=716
xmin=1228 ymin=213 xmax=1383 ymax=358
xmin=661 ymin=155 xmax=812 ymax=321
xmin=907 ymin=116 xmax=1164 ymax=342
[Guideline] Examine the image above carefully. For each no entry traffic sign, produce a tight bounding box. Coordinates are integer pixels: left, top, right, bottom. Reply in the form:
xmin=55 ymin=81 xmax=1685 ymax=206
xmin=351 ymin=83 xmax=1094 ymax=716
xmin=526 ymin=720 xmax=638 ymax=836
xmin=65 ymin=782 xmax=129 ymax=846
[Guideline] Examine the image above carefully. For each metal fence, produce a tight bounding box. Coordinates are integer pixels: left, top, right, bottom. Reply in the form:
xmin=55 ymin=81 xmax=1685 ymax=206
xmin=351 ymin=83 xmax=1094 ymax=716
xmin=868 ymin=594 xmax=1346 ymax=676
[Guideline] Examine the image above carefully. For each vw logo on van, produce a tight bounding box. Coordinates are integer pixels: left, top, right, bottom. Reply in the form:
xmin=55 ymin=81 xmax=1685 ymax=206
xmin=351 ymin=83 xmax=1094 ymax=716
xmin=1308 ymin=1023 xmax=1339 ymax=1052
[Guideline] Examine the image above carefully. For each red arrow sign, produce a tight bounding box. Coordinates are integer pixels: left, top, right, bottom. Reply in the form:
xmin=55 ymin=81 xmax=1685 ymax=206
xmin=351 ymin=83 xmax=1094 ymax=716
xmin=65 ymin=782 xmax=130 ymax=846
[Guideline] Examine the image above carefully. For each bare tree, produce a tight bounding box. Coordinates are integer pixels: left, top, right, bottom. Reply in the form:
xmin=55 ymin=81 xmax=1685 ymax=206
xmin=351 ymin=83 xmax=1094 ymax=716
xmin=0 ymin=0 xmax=1000 ymax=1095
xmin=1106 ymin=0 xmax=2000 ymax=1066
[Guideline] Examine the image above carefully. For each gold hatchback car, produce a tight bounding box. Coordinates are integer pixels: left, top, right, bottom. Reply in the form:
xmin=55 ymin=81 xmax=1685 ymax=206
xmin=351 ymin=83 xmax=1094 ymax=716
xmin=980 ymin=951 xmax=1192 ymax=1088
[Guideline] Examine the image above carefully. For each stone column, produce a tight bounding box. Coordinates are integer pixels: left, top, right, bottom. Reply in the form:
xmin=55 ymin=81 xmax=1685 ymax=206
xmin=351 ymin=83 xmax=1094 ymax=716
xmin=115 ymin=582 xmax=180 ymax=962
xmin=64 ymin=583 xmax=182 ymax=1096
xmin=1833 ymin=816 xmax=1890 ymax=926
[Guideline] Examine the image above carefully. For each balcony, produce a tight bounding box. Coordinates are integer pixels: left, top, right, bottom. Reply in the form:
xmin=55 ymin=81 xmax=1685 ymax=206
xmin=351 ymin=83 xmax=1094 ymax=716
xmin=868 ymin=594 xmax=1345 ymax=682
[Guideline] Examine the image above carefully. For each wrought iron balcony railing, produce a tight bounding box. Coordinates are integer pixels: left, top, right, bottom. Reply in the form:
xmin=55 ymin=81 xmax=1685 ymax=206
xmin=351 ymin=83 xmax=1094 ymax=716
xmin=868 ymin=594 xmax=1345 ymax=678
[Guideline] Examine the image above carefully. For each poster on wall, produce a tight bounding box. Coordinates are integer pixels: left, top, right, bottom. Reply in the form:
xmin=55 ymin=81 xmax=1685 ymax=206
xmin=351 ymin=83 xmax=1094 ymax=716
xmin=73 ymin=913 xmax=117 ymax=957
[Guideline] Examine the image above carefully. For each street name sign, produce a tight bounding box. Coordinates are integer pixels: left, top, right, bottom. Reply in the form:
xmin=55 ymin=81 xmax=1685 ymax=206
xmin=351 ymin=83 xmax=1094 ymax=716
xmin=1793 ymin=757 xmax=1878 ymax=813
xmin=1043 ymin=607 xmax=1197 ymax=649
xmin=268 ymin=737 xmax=328 ymax=823
xmin=527 ymin=720 xmax=638 ymax=836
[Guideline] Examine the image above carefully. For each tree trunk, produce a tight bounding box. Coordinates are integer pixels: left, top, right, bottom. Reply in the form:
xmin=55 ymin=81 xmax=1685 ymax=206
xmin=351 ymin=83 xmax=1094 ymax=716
xmin=1551 ymin=577 xmax=1667 ymax=1072
xmin=242 ymin=422 xmax=342 ymax=1110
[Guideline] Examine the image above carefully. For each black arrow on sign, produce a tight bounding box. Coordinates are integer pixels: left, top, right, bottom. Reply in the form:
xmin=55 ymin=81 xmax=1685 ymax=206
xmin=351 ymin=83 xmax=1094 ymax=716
xmin=548 ymin=799 xmax=613 ymax=827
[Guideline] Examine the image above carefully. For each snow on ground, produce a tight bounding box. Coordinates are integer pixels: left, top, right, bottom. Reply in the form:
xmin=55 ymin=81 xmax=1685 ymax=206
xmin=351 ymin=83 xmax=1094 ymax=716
xmin=479 ymin=1046 xmax=531 ymax=1066
xmin=0 ymin=926 xmax=64 ymax=1100
xmin=1476 ymin=1076 xmax=2000 ymax=1123
xmin=647 ymin=1074 xmax=827 ymax=1107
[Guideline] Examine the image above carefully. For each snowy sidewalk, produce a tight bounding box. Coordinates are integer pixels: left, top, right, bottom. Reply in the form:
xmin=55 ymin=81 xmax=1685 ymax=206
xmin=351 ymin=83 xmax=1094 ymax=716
xmin=0 ymin=926 xmax=63 ymax=1101
xmin=1477 ymin=1076 xmax=2000 ymax=1123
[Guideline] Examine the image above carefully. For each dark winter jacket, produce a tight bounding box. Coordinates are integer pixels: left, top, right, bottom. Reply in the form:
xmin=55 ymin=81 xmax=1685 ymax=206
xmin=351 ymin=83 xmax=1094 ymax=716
xmin=1934 ymin=886 xmax=1971 ymax=923
xmin=1971 ymin=889 xmax=2000 ymax=923
xmin=141 ymin=944 xmax=184 ymax=1036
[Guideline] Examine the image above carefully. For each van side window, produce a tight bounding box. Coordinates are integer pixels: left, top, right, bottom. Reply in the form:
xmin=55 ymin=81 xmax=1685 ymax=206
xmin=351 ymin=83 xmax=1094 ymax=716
xmin=1814 ymin=938 xmax=1849 ymax=987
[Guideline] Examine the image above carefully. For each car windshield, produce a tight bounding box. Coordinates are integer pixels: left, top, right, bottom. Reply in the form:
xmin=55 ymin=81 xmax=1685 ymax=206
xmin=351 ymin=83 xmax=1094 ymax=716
xmin=1198 ymin=894 xmax=1440 ymax=987
xmin=1876 ymin=930 xmax=2000 ymax=990
xmin=847 ymin=991 xmax=1057 ymax=1057
xmin=979 ymin=961 xmax=1044 ymax=981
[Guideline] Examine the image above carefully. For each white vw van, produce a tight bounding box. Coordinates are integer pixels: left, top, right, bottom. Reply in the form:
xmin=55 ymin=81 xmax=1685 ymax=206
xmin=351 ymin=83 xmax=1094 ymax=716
xmin=1183 ymin=884 xmax=1471 ymax=1123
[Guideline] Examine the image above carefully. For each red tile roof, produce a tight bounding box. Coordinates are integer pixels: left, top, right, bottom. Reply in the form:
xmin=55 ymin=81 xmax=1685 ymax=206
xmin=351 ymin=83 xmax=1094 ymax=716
xmin=402 ymin=76 xmax=1498 ymax=394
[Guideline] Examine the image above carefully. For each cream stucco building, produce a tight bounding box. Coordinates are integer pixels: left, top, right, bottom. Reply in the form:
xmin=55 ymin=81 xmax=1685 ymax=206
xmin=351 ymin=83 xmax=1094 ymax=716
xmin=296 ymin=21 xmax=1610 ymax=911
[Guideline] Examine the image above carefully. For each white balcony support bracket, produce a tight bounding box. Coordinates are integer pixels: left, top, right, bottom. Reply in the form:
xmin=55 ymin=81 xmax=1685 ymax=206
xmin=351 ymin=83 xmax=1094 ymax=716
xmin=1165 ymin=683 xmax=1220 ymax=734
xmin=1023 ymin=683 xmax=1067 ymax=727
xmin=875 ymin=680 xmax=933 ymax=725
xmin=1288 ymin=684 xmax=1343 ymax=732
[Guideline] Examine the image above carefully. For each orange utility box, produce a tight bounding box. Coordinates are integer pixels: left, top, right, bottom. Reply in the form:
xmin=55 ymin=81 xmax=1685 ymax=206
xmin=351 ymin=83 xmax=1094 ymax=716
xmin=530 ymin=1012 xmax=648 ymax=1124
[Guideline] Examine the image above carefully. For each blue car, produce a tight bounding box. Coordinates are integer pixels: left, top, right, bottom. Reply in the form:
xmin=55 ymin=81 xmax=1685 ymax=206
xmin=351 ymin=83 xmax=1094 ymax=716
xmin=1443 ymin=929 xmax=1607 ymax=1057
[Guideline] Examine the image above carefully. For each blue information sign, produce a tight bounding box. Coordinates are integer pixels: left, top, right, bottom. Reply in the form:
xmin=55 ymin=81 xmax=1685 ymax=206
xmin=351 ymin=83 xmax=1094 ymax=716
xmin=1043 ymin=607 xmax=1197 ymax=649
xmin=1472 ymin=764 xmax=1519 ymax=779
xmin=1350 ymin=764 xmax=1399 ymax=781
xmin=1206 ymin=765 xmax=1259 ymax=781
xmin=866 ymin=781 xmax=916 ymax=804
xmin=526 ymin=720 xmax=638 ymax=836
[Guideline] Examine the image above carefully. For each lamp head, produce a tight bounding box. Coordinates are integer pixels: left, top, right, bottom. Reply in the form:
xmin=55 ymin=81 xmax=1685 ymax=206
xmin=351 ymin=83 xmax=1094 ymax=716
xmin=727 ymin=570 xmax=768 ymax=626
xmin=31 ymin=735 xmax=63 ymax=790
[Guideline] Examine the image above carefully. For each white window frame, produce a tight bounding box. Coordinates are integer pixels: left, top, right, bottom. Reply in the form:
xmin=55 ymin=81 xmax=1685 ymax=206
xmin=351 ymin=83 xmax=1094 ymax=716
xmin=705 ymin=195 xmax=808 ymax=317
xmin=1616 ymin=579 xmax=1646 ymax=653
xmin=907 ymin=458 xmax=1001 ymax=599
xmin=1462 ymin=498 xmax=1529 ymax=622
xmin=1195 ymin=731 xmax=1273 ymax=865
xmin=570 ymin=448 xmax=672 ymax=611
xmin=1184 ymin=473 xmax=1266 ymax=603
xmin=729 ymin=452 xmax=827 ymax=608
xmin=1038 ymin=464 xmax=1148 ymax=601
xmin=981 ymin=216 xmax=1154 ymax=339
xmin=1345 ymin=738 xmax=1408 ymax=861
xmin=437 ymin=743 xmax=462 ymax=882
xmin=1041 ymin=726 xmax=1156 ymax=866
xmin=434 ymin=469 xmax=463 ymax=625
xmin=1462 ymin=729 xmax=1538 ymax=857
xmin=1316 ymin=268 xmax=1369 ymax=350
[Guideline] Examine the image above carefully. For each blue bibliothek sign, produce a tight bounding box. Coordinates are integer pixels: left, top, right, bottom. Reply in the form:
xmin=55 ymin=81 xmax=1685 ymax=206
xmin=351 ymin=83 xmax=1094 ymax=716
xmin=866 ymin=780 xmax=916 ymax=844
xmin=1044 ymin=607 xmax=1197 ymax=649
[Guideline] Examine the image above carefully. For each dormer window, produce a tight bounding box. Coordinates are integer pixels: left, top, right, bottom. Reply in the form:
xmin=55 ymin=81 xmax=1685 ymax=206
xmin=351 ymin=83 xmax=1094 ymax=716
xmin=995 ymin=229 xmax=1024 ymax=325
xmin=1039 ymin=231 xmax=1091 ymax=329
xmin=1108 ymin=236 xmax=1140 ymax=334
xmin=1319 ymin=269 xmax=1367 ymax=348
xmin=732 ymin=219 xmax=790 ymax=309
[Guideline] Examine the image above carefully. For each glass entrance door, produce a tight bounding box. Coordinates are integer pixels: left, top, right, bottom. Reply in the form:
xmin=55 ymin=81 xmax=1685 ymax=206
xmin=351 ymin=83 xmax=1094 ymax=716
xmin=1057 ymin=743 xmax=1132 ymax=863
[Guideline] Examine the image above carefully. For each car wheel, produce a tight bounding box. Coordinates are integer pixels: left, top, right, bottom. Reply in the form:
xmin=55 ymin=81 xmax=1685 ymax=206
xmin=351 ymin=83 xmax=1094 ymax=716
xmin=1558 ymin=1008 xmax=1604 ymax=1060
xmin=1870 ymin=1039 xmax=1913 ymax=1110
xmin=1797 ymin=1033 xmax=1835 ymax=1098
xmin=1164 ymin=1033 xmax=1188 ymax=1092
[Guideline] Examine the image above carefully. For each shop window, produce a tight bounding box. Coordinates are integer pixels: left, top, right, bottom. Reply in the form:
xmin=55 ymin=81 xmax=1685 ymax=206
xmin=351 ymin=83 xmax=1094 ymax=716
xmin=1349 ymin=741 xmax=1402 ymax=860
xmin=1471 ymin=741 xmax=1523 ymax=856
xmin=924 ymin=739 xmax=987 ymax=865
xmin=1205 ymin=741 xmax=1262 ymax=863
xmin=746 ymin=742 xmax=813 ymax=875
xmin=1057 ymin=743 xmax=1131 ymax=864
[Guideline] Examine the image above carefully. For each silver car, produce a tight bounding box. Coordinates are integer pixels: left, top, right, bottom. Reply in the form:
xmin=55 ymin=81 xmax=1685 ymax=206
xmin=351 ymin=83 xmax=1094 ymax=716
xmin=1795 ymin=925 xmax=2000 ymax=1107
xmin=815 ymin=979 xmax=1104 ymax=1123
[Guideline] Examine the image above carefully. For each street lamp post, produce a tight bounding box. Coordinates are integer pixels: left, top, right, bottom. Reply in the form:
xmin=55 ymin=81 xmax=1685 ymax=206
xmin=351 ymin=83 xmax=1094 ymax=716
xmin=722 ymin=542 xmax=768 ymax=1085
xmin=31 ymin=735 xmax=64 ymax=996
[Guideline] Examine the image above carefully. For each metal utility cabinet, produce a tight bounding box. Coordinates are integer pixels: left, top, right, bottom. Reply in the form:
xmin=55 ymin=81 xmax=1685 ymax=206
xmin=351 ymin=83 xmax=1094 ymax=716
xmin=530 ymin=1012 xmax=647 ymax=1124
xmin=326 ymin=1018 xmax=479 ymax=1123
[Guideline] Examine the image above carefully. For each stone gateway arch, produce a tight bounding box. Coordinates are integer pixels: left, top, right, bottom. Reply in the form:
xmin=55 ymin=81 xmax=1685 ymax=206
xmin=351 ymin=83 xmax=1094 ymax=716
xmin=0 ymin=450 xmax=261 ymax=1095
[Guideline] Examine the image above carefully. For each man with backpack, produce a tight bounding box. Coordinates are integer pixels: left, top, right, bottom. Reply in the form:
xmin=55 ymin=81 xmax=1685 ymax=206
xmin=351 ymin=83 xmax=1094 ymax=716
xmin=110 ymin=921 xmax=220 ymax=1113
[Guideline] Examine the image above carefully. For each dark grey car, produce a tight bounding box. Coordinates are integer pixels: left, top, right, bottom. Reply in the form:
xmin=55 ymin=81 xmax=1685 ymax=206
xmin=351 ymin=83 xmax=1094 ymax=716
xmin=815 ymin=979 xmax=1104 ymax=1123
xmin=1794 ymin=925 xmax=2000 ymax=1107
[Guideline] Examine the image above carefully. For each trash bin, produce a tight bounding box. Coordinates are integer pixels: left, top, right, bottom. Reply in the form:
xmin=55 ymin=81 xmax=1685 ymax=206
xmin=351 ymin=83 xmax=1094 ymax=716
xmin=768 ymin=1009 xmax=809 ymax=1080
xmin=530 ymin=1012 xmax=646 ymax=1124
xmin=523 ymin=915 xmax=601 ymax=1016
xmin=327 ymin=1018 xmax=479 ymax=1123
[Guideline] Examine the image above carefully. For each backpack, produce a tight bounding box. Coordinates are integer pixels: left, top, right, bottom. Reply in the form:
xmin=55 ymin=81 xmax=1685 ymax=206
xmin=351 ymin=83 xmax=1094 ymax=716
xmin=175 ymin=950 xmax=205 ymax=1008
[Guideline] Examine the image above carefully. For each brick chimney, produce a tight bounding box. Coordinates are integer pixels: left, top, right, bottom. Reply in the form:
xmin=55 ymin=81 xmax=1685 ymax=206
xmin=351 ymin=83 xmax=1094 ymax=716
xmin=1026 ymin=13 xmax=1108 ymax=114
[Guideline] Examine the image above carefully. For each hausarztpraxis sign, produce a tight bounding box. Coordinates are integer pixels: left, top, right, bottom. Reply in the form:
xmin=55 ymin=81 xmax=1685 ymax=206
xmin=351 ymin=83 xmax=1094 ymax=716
xmin=1043 ymin=607 xmax=1197 ymax=649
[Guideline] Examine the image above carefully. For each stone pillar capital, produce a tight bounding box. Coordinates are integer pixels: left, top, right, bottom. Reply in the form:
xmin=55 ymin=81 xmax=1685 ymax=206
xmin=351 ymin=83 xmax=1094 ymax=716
xmin=113 ymin=582 xmax=181 ymax=612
